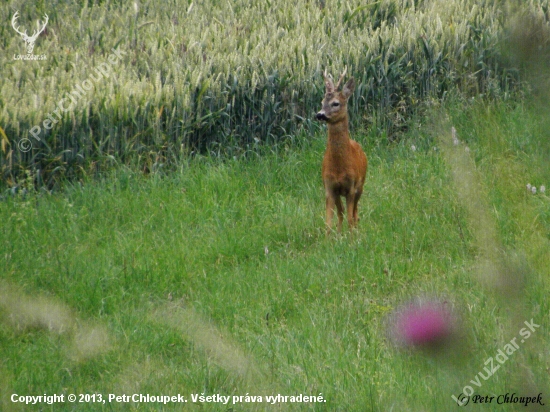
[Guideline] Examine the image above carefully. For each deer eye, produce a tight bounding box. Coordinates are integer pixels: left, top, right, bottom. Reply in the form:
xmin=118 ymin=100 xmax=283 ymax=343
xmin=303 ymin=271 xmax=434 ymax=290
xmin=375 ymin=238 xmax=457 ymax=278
xmin=331 ymin=102 xmax=340 ymax=107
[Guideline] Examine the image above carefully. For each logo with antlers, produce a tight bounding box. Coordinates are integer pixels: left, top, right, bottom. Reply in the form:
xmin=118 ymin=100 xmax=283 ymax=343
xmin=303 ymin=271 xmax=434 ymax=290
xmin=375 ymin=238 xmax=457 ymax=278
xmin=11 ymin=11 xmax=48 ymax=55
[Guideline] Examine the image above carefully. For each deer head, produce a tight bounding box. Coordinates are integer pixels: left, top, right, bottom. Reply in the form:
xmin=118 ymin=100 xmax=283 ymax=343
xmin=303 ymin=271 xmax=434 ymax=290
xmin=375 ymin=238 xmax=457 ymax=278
xmin=12 ymin=11 xmax=49 ymax=55
xmin=316 ymin=67 xmax=355 ymax=124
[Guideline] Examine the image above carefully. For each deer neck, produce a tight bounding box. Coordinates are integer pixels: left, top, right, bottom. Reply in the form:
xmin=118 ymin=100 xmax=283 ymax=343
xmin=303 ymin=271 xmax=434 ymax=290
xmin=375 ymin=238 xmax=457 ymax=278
xmin=327 ymin=117 xmax=350 ymax=150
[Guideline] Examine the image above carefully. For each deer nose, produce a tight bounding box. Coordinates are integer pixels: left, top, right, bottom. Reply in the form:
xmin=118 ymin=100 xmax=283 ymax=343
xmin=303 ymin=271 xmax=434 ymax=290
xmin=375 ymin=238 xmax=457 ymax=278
xmin=316 ymin=111 xmax=328 ymax=121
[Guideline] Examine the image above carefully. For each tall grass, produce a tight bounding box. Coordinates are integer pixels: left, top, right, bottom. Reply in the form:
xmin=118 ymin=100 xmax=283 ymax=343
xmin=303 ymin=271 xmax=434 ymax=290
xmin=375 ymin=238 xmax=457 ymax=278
xmin=2 ymin=0 xmax=548 ymax=188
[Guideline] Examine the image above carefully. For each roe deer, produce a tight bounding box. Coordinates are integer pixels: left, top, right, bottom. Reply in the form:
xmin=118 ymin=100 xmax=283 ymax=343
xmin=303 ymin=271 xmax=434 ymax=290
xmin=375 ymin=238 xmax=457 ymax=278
xmin=316 ymin=68 xmax=367 ymax=234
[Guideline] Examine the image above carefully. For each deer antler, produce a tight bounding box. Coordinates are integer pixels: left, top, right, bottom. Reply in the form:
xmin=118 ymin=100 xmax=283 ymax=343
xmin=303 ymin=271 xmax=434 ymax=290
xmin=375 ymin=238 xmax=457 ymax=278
xmin=335 ymin=66 xmax=348 ymax=90
xmin=323 ymin=67 xmax=349 ymax=92
xmin=323 ymin=69 xmax=335 ymax=93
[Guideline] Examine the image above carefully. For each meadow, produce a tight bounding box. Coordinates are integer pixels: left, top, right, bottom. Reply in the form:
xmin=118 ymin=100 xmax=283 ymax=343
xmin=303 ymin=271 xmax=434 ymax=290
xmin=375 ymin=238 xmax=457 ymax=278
xmin=1 ymin=98 xmax=550 ymax=411
xmin=1 ymin=0 xmax=550 ymax=411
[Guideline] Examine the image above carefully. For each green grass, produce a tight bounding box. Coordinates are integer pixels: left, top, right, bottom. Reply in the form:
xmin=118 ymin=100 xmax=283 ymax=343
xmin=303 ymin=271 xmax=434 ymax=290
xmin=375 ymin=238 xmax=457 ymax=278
xmin=1 ymin=100 xmax=549 ymax=411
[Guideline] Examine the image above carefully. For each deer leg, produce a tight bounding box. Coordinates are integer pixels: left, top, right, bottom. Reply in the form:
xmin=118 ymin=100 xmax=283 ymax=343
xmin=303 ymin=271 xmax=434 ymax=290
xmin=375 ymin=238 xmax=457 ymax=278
xmin=335 ymin=196 xmax=344 ymax=233
xmin=353 ymin=189 xmax=363 ymax=225
xmin=325 ymin=192 xmax=335 ymax=235
xmin=346 ymin=193 xmax=356 ymax=231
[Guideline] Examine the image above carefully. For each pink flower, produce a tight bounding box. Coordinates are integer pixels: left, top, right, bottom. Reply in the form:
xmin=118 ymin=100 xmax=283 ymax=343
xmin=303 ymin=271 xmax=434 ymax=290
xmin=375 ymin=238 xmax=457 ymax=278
xmin=389 ymin=300 xmax=454 ymax=347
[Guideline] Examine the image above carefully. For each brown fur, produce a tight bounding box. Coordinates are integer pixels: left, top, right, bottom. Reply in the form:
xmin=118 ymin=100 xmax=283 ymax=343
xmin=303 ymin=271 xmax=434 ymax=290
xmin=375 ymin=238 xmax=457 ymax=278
xmin=316 ymin=69 xmax=368 ymax=234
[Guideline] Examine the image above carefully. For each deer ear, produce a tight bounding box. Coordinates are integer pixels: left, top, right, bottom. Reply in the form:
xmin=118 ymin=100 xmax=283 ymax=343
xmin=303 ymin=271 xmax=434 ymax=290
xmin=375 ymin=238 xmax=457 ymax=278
xmin=342 ymin=78 xmax=355 ymax=99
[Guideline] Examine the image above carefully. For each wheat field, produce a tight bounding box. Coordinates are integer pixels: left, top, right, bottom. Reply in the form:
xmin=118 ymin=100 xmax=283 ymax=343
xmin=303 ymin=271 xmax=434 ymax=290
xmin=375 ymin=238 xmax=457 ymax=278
xmin=2 ymin=0 xmax=548 ymax=187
